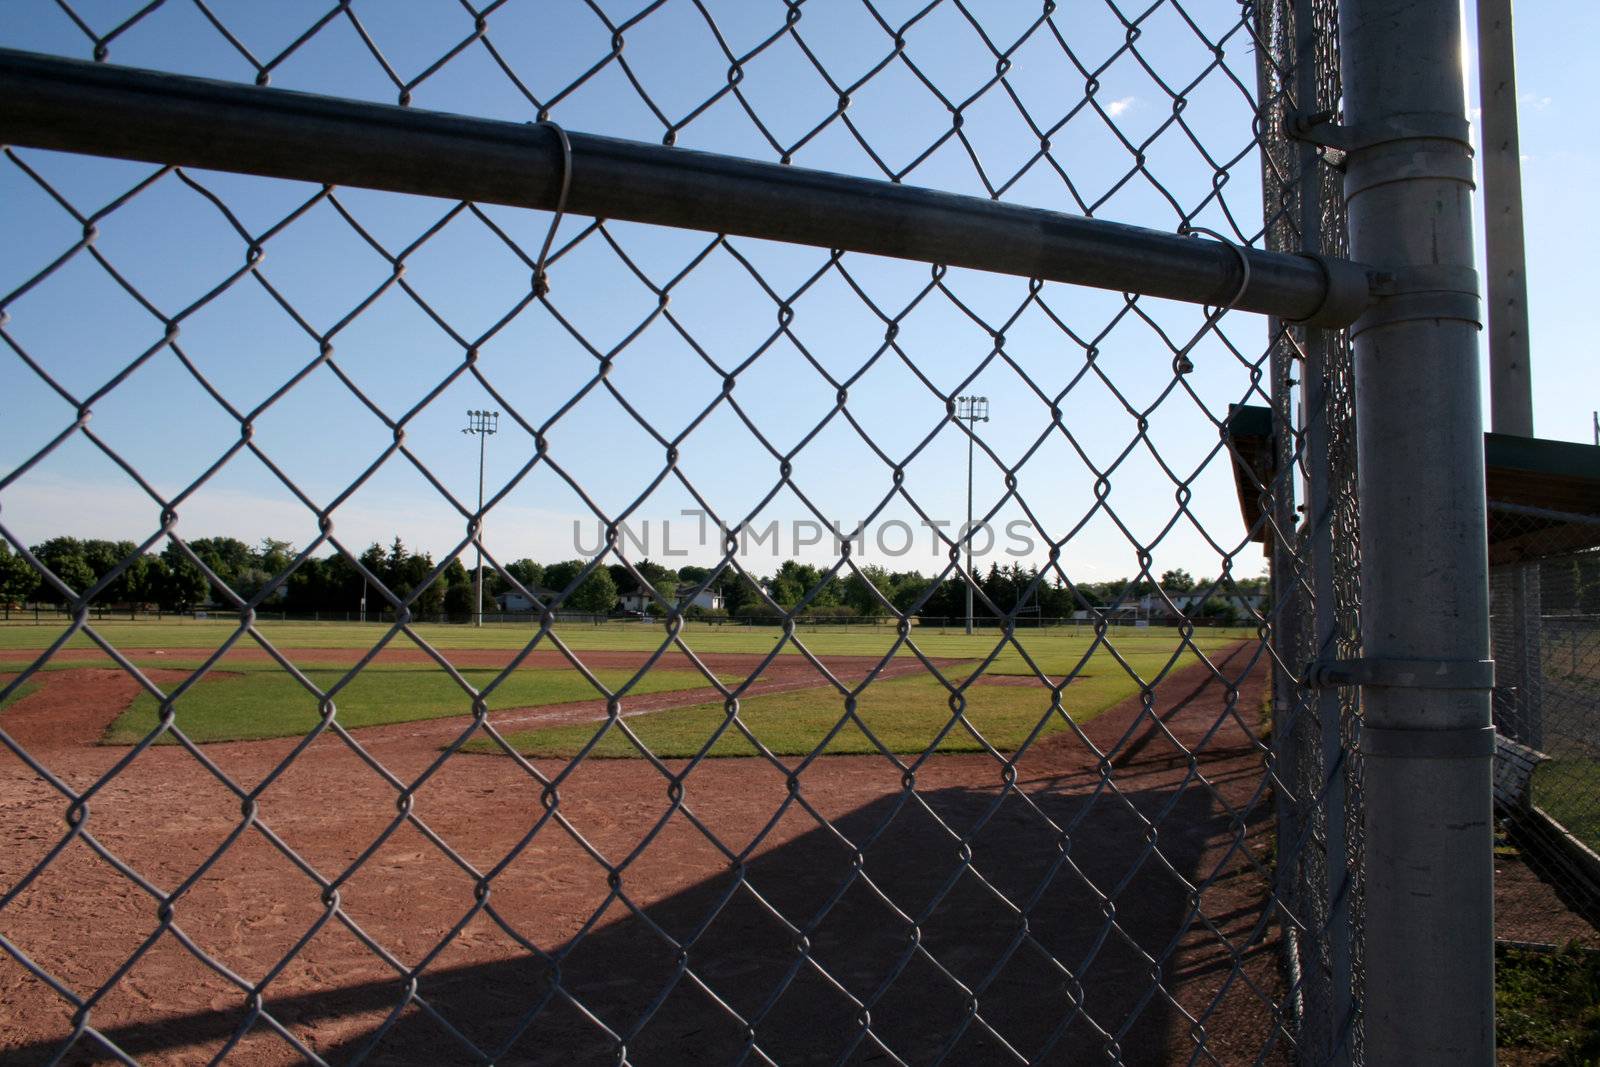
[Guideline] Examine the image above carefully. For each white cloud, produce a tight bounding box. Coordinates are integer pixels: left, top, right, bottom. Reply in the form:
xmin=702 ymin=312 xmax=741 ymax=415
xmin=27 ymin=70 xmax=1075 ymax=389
xmin=1105 ymin=96 xmax=1137 ymax=118
xmin=1518 ymin=91 xmax=1551 ymax=111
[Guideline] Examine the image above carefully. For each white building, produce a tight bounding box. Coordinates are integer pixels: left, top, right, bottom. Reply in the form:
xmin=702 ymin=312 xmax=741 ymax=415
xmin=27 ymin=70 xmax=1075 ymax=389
xmin=618 ymin=583 xmax=725 ymax=614
xmin=493 ymin=587 xmax=557 ymax=614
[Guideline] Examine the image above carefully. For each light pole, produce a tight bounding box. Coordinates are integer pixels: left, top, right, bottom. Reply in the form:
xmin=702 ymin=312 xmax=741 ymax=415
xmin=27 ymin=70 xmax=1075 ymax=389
xmin=956 ymin=395 xmax=989 ymax=636
xmin=462 ymin=409 xmax=499 ymax=626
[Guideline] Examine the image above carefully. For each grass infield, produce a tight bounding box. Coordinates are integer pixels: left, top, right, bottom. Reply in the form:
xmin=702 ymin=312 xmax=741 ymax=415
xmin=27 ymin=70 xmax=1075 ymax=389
xmin=0 ymin=678 xmax=40 ymax=710
xmin=102 ymin=664 xmax=716 ymax=745
xmin=469 ymin=674 xmax=1109 ymax=759
xmin=475 ymin=640 xmax=1229 ymax=759
xmin=1 ymin=620 xmax=1252 ymax=750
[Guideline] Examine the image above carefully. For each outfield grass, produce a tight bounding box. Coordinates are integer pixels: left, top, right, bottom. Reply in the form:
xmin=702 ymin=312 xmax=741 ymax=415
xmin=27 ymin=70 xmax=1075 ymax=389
xmin=474 ymin=641 xmax=1198 ymax=759
xmin=0 ymin=619 xmax=1253 ymax=678
xmin=1532 ymin=759 xmax=1600 ymax=852
xmin=104 ymin=663 xmax=718 ymax=745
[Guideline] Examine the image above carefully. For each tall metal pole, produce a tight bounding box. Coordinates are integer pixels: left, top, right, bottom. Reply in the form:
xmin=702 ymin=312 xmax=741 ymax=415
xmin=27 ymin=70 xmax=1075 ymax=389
xmin=1340 ymin=2 xmax=1494 ymax=1062
xmin=1478 ymin=0 xmax=1534 ymax=438
xmin=476 ymin=424 xmax=486 ymax=628
xmin=965 ymin=427 xmax=975 ymax=636
xmin=463 ymin=410 xmax=498 ymax=627
xmin=957 ymin=396 xmax=988 ymax=636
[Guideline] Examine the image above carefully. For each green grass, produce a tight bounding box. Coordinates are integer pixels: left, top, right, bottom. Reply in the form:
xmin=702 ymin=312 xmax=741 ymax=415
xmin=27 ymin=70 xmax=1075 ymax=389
xmin=2 ymin=620 xmax=1251 ymax=750
xmin=0 ymin=618 xmax=1252 ymax=676
xmin=1 ymin=678 xmax=41 ymax=710
xmin=1532 ymin=760 xmax=1600 ymax=852
xmin=473 ymin=643 xmax=1189 ymax=759
xmin=103 ymin=663 xmax=718 ymax=745
xmin=1497 ymin=945 xmax=1600 ymax=1065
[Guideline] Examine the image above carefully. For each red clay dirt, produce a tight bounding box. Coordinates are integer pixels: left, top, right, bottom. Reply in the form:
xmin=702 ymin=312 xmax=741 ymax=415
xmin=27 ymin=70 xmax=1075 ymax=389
xmin=1 ymin=641 xmax=1286 ymax=1063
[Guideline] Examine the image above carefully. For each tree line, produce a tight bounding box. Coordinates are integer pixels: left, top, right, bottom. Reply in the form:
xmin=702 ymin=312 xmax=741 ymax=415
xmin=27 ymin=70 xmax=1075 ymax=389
xmin=0 ymin=536 xmax=1266 ymax=622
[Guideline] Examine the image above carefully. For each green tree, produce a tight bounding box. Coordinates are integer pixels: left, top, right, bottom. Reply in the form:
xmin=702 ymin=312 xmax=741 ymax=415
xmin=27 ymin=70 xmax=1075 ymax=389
xmin=501 ymin=558 xmax=545 ymax=595
xmin=1197 ymin=596 xmax=1241 ymax=625
xmin=122 ymin=554 xmax=167 ymax=607
xmin=769 ymin=560 xmax=831 ymax=608
xmin=889 ymin=571 xmax=933 ymax=614
xmin=842 ymin=564 xmax=894 ymax=617
xmin=189 ymin=537 xmax=255 ymax=594
xmin=0 ymin=542 xmax=38 ymax=607
xmin=77 ymin=539 xmax=137 ymax=601
xmin=443 ymin=558 xmax=473 ymax=621
xmin=677 ymin=565 xmax=712 ymax=586
xmin=721 ymin=572 xmax=767 ymax=617
xmin=444 ymin=583 xmax=473 ymax=620
xmin=159 ymin=541 xmax=210 ymax=610
xmin=32 ymin=537 xmax=92 ymax=603
xmin=383 ymin=540 xmax=443 ymax=618
xmin=1160 ymin=568 xmax=1196 ymax=592
xmin=571 ymin=567 xmax=618 ymax=613
xmin=544 ymin=560 xmax=619 ymax=614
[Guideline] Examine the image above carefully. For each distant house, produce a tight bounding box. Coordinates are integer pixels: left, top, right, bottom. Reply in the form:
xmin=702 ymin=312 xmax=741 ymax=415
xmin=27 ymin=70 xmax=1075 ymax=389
xmin=617 ymin=587 xmax=654 ymax=614
xmin=1087 ymin=587 xmax=1265 ymax=622
xmin=493 ymin=586 xmax=556 ymax=614
xmin=678 ymin=583 xmax=724 ymax=612
xmin=617 ymin=582 xmax=724 ymax=614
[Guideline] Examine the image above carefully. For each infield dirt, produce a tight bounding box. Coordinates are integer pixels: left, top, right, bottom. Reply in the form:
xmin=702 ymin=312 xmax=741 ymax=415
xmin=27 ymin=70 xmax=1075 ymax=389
xmin=6 ymin=641 xmax=1288 ymax=1063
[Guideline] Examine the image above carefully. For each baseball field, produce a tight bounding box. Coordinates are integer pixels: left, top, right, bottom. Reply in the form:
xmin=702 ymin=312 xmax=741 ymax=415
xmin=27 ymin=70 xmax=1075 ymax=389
xmin=2 ymin=618 xmax=1292 ymax=1064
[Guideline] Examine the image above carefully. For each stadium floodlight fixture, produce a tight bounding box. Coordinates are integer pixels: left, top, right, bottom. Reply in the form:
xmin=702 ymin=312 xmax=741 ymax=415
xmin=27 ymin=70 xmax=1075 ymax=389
xmin=463 ymin=410 xmax=500 ymax=625
xmin=956 ymin=396 xmax=989 ymax=636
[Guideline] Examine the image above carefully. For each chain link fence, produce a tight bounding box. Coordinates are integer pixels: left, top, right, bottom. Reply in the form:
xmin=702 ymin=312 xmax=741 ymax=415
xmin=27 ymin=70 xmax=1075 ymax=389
xmin=0 ymin=1 xmax=1474 ymax=1063
xmin=1253 ymin=0 xmax=1363 ymax=1059
xmin=1489 ymin=503 xmax=1600 ymax=951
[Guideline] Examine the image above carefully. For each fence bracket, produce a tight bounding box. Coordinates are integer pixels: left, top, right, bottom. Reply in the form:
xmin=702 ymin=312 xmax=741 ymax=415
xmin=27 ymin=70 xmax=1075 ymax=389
xmin=1308 ymin=657 xmax=1496 ymax=690
xmin=1286 ymin=109 xmax=1471 ymax=153
xmin=1352 ymin=263 xmax=1482 ymax=338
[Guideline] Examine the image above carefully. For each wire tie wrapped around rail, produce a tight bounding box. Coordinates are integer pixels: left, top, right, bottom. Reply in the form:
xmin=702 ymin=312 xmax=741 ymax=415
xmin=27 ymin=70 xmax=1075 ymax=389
xmin=1175 ymin=225 xmax=1249 ymax=374
xmin=531 ymin=120 xmax=572 ymax=298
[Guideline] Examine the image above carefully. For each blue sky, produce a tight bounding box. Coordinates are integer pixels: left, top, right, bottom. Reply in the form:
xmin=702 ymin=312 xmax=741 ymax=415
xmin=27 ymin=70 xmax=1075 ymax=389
xmin=1 ymin=1 xmax=1590 ymax=589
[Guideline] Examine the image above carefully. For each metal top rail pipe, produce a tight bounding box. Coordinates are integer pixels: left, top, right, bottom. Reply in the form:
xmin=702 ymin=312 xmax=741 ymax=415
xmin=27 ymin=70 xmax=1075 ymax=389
xmin=0 ymin=48 xmax=1373 ymax=328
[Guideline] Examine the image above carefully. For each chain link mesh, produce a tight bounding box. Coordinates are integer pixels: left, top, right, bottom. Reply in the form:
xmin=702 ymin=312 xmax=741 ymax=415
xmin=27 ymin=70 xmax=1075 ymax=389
xmin=1253 ymin=0 xmax=1362 ymax=1060
xmin=0 ymin=2 xmax=1362 ymax=1062
xmin=1487 ymin=505 xmax=1600 ymax=953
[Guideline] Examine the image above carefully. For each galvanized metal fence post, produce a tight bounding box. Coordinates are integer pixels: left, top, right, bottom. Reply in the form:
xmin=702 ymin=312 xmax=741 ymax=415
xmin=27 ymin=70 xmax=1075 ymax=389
xmin=1339 ymin=1 xmax=1495 ymax=1062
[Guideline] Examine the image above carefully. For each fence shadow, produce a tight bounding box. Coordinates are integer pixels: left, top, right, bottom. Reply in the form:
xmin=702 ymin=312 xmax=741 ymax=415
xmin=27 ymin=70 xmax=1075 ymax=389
xmin=17 ymin=772 xmax=1265 ymax=1066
